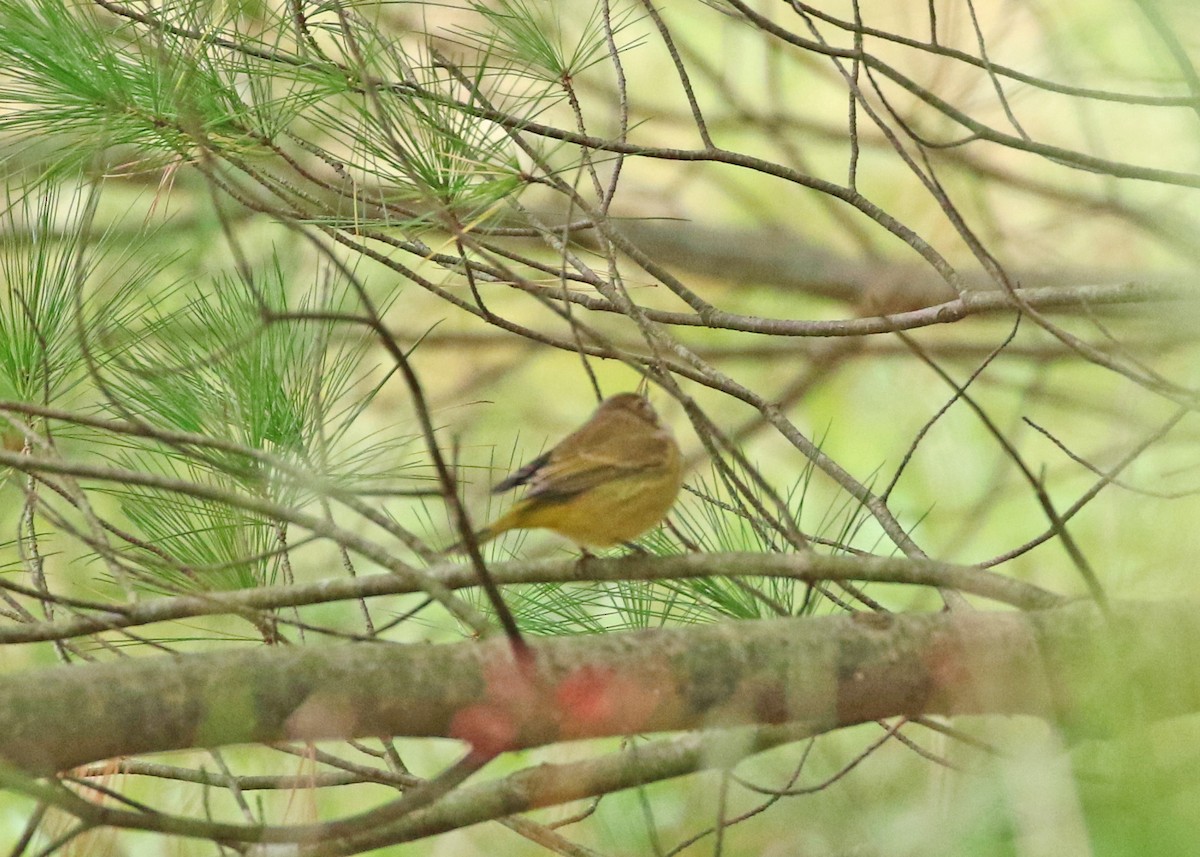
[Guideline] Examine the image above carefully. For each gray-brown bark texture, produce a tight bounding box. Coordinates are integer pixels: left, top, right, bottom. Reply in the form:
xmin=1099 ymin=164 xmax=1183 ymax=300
xmin=0 ymin=599 xmax=1195 ymax=776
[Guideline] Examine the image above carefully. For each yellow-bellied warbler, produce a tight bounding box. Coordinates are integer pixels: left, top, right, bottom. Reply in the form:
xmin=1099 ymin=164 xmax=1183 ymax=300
xmin=451 ymin=393 xmax=683 ymax=551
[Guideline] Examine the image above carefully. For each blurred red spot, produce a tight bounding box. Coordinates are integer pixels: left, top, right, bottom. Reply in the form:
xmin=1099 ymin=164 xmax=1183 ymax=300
xmin=449 ymin=704 xmax=518 ymax=759
xmin=556 ymin=666 xmax=656 ymax=738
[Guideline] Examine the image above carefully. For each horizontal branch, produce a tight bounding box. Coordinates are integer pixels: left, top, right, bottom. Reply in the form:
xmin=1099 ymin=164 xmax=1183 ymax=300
xmin=0 ymin=552 xmax=1064 ymax=644
xmin=0 ymin=599 xmax=1193 ymax=778
xmin=479 ymin=270 xmax=1193 ymax=337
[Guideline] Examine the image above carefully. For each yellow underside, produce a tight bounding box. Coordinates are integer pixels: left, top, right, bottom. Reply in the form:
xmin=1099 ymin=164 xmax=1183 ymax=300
xmin=483 ymin=468 xmax=681 ymax=548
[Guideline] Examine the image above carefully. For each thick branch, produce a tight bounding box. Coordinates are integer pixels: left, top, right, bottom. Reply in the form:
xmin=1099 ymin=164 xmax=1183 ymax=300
xmin=0 ymin=599 xmax=1194 ymax=776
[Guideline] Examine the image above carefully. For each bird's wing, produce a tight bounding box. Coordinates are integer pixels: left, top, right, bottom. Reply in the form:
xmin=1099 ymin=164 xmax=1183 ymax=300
xmin=491 ymin=406 xmax=670 ymax=500
xmin=491 ymin=451 xmax=551 ymax=494
xmin=525 ymin=425 xmax=671 ymax=500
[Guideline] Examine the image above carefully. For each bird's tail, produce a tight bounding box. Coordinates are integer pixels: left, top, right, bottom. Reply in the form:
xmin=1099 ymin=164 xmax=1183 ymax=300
xmin=439 ymin=525 xmax=499 ymax=556
xmin=440 ymin=503 xmax=529 ymax=555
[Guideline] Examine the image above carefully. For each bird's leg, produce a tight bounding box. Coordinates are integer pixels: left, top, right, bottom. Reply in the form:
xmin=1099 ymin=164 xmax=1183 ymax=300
xmin=573 ymin=546 xmax=597 ymax=577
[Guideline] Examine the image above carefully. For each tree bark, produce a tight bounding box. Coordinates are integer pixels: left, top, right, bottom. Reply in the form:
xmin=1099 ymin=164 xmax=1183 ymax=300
xmin=1 ymin=598 xmax=1195 ymax=776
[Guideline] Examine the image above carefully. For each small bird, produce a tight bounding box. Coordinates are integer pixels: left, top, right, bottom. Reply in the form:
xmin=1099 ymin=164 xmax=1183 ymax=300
xmin=453 ymin=393 xmax=683 ymax=551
